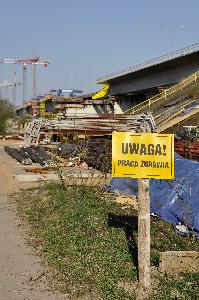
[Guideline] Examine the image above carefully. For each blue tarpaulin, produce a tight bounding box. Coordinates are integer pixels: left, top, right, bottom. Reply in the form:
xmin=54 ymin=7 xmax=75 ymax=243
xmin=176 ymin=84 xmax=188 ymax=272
xmin=109 ymin=153 xmax=199 ymax=238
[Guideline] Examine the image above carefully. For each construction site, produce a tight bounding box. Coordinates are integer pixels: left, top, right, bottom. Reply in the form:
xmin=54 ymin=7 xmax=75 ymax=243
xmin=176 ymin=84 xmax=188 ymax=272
xmin=1 ymin=42 xmax=199 ymax=300
xmin=4 ymin=44 xmax=199 ymax=167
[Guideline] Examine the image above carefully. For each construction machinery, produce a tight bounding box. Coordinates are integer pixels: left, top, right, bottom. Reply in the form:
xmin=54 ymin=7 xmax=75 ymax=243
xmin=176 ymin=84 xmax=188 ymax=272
xmin=0 ymin=79 xmax=22 ymax=105
xmin=0 ymin=57 xmax=51 ymax=104
xmin=50 ymin=89 xmax=82 ymax=97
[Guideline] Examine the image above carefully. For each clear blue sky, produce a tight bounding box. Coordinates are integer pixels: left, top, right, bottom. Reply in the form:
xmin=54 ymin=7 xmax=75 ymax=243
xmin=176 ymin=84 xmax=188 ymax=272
xmin=1 ymin=0 xmax=199 ymax=105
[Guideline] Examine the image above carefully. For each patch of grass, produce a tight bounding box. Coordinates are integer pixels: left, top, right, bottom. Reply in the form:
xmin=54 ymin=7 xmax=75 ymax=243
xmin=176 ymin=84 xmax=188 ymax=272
xmin=14 ymin=182 xmax=199 ymax=299
xmin=150 ymin=273 xmax=199 ymax=300
xmin=150 ymin=217 xmax=199 ymax=266
xmin=15 ymin=183 xmax=137 ymax=299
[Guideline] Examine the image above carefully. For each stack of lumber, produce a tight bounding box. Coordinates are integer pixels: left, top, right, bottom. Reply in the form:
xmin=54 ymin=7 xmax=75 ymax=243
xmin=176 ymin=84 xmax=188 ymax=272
xmin=24 ymin=114 xmax=156 ymax=144
xmin=44 ymin=114 xmax=155 ymax=133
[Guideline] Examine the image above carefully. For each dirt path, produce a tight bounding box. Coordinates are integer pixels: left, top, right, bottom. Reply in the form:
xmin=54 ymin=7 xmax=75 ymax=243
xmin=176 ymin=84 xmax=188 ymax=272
xmin=0 ymin=141 xmax=67 ymax=300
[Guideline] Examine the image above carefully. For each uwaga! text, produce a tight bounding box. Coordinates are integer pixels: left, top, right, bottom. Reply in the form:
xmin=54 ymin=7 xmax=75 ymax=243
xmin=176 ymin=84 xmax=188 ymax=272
xmin=118 ymin=143 xmax=169 ymax=168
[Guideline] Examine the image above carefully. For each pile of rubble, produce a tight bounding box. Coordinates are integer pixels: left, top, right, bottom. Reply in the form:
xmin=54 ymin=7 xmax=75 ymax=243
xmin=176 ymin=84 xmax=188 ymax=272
xmin=57 ymin=139 xmax=112 ymax=172
xmin=6 ymin=113 xmax=156 ymax=173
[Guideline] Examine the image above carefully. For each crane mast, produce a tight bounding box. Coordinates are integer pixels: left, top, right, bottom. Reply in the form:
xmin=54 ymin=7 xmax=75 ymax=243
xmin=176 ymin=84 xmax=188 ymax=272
xmin=0 ymin=57 xmax=51 ymax=105
xmin=0 ymin=79 xmax=22 ymax=106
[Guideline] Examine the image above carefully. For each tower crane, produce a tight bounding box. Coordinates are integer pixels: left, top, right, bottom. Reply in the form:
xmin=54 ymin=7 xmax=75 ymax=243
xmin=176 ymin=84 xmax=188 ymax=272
xmin=0 ymin=79 xmax=22 ymax=106
xmin=0 ymin=57 xmax=51 ymax=104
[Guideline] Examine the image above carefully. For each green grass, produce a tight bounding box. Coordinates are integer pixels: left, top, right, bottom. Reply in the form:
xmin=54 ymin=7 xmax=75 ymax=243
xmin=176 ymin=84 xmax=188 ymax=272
xmin=14 ymin=182 xmax=199 ymax=300
xmin=150 ymin=273 xmax=199 ymax=300
xmin=150 ymin=216 xmax=199 ymax=267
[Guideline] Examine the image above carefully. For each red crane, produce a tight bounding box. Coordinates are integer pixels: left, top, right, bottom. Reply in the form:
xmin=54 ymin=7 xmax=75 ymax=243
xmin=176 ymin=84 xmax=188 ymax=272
xmin=0 ymin=57 xmax=51 ymax=104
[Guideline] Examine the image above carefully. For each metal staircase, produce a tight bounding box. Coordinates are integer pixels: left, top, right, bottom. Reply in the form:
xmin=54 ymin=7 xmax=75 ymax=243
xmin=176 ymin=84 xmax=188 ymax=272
xmin=125 ymin=70 xmax=199 ymax=132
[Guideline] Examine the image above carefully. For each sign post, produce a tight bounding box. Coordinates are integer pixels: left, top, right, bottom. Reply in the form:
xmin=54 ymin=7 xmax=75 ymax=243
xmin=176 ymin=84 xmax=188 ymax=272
xmin=112 ymin=132 xmax=174 ymax=297
xmin=138 ymin=178 xmax=150 ymax=297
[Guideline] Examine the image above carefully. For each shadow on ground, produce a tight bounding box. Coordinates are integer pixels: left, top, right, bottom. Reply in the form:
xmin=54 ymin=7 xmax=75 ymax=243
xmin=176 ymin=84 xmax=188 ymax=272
xmin=107 ymin=213 xmax=139 ymax=278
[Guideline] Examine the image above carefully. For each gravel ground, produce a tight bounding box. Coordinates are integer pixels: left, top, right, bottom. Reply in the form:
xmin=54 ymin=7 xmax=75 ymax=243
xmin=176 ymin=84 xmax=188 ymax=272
xmin=0 ymin=140 xmax=68 ymax=300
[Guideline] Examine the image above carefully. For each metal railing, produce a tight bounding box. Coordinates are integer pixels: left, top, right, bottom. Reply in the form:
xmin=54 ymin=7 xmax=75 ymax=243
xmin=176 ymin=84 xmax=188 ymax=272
xmin=125 ymin=70 xmax=199 ymax=115
xmin=97 ymin=43 xmax=199 ymax=83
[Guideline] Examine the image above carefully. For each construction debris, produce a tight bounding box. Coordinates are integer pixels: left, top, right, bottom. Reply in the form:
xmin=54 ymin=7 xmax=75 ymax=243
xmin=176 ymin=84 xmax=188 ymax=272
xmin=57 ymin=142 xmax=86 ymax=159
xmin=4 ymin=146 xmax=32 ymax=165
xmin=4 ymin=145 xmax=54 ymax=166
xmin=175 ymin=127 xmax=199 ymax=142
xmin=24 ymin=145 xmax=54 ymax=166
xmin=24 ymin=166 xmax=56 ymax=174
xmin=56 ymin=139 xmax=112 ymax=172
xmin=83 ymin=139 xmax=112 ymax=173
xmin=0 ymin=135 xmax=23 ymax=140
xmin=175 ymin=139 xmax=199 ymax=161
xmin=24 ymin=114 xmax=156 ymax=145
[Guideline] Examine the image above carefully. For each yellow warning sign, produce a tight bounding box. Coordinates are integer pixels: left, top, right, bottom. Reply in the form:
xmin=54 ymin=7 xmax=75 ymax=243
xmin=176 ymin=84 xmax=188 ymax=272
xmin=112 ymin=132 xmax=174 ymax=179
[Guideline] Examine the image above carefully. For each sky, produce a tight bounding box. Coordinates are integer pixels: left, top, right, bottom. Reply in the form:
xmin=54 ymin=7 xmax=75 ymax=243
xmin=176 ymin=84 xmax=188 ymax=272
xmin=1 ymin=0 xmax=199 ymax=105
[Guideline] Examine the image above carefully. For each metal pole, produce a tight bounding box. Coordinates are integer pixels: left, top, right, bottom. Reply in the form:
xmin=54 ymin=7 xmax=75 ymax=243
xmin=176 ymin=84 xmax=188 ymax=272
xmin=12 ymin=72 xmax=16 ymax=107
xmin=33 ymin=63 xmax=36 ymax=99
xmin=138 ymin=178 xmax=150 ymax=298
xmin=164 ymin=90 xmax=167 ymax=100
xmin=4 ymin=85 xmax=7 ymax=101
xmin=23 ymin=64 xmax=27 ymax=105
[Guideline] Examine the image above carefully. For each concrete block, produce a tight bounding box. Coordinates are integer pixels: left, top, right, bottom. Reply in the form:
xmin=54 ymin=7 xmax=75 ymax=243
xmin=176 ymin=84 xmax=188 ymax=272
xmin=13 ymin=173 xmax=111 ymax=186
xmin=159 ymin=251 xmax=199 ymax=274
